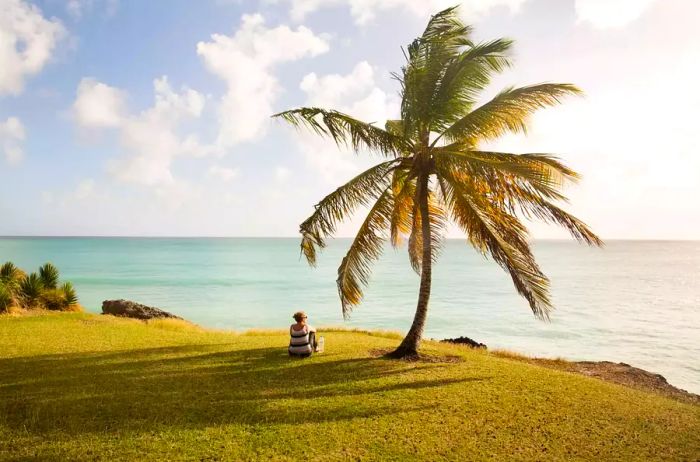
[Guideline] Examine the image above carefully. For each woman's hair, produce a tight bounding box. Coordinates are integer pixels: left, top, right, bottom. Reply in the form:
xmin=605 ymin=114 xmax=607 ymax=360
xmin=292 ymin=311 xmax=307 ymax=322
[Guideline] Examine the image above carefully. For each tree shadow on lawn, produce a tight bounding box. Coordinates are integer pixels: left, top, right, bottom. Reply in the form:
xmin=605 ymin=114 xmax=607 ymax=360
xmin=0 ymin=344 xmax=490 ymax=436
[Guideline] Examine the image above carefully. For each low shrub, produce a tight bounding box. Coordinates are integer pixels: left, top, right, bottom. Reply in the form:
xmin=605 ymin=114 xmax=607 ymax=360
xmin=1 ymin=261 xmax=81 ymax=312
xmin=41 ymin=289 xmax=67 ymax=311
xmin=0 ymin=285 xmax=12 ymax=313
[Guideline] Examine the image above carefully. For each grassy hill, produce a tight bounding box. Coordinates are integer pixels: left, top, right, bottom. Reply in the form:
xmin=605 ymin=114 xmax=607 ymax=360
xmin=1 ymin=313 xmax=698 ymax=461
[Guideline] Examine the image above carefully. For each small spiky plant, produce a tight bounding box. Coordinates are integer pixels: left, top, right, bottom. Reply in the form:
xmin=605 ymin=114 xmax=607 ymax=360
xmin=39 ymin=263 xmax=60 ymax=290
xmin=61 ymin=282 xmax=79 ymax=308
xmin=20 ymin=273 xmax=44 ymax=308
xmin=0 ymin=262 xmax=24 ymax=291
xmin=0 ymin=262 xmax=25 ymax=311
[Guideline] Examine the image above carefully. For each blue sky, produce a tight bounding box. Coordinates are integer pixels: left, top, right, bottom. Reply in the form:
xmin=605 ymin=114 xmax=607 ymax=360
xmin=0 ymin=0 xmax=698 ymax=238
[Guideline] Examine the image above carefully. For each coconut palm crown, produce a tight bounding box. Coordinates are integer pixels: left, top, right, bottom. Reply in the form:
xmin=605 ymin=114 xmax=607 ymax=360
xmin=273 ymin=6 xmax=602 ymax=358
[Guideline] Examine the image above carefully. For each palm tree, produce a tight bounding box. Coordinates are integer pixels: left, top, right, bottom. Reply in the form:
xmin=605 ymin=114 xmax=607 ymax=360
xmin=273 ymin=6 xmax=602 ymax=358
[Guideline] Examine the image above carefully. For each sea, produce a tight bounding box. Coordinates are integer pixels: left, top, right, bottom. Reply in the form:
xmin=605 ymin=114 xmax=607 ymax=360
xmin=0 ymin=237 xmax=698 ymax=393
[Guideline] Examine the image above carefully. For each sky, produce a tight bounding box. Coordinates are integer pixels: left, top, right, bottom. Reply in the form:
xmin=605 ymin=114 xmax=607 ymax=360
xmin=0 ymin=0 xmax=698 ymax=239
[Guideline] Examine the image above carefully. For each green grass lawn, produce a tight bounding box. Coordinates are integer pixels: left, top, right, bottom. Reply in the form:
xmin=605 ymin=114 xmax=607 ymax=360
xmin=1 ymin=313 xmax=698 ymax=461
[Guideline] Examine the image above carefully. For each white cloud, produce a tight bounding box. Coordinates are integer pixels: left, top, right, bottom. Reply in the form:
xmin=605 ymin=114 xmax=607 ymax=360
xmin=575 ymin=0 xmax=656 ymax=29
xmin=110 ymin=76 xmax=216 ymax=187
xmin=73 ymin=76 xmax=221 ymax=191
xmin=197 ymin=13 xmax=329 ymax=147
xmin=283 ymin=0 xmax=656 ymax=30
xmin=300 ymin=60 xmax=374 ymax=108
xmin=275 ymin=166 xmax=291 ymax=181
xmin=66 ymin=0 xmax=84 ymax=19
xmin=72 ymin=178 xmax=96 ymax=199
xmin=72 ymin=78 xmax=127 ymax=128
xmin=283 ymin=0 xmax=525 ymax=25
xmin=0 ymin=0 xmax=66 ymax=95
xmin=66 ymin=0 xmax=119 ymax=20
xmin=40 ymin=178 xmax=105 ymax=210
xmin=293 ymin=61 xmax=399 ymax=184
xmin=209 ymin=165 xmax=239 ymax=182
xmin=0 ymin=116 xmax=25 ymax=164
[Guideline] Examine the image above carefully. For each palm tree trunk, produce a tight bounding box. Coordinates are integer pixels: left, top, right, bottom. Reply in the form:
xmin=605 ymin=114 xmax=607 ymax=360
xmin=388 ymin=174 xmax=432 ymax=359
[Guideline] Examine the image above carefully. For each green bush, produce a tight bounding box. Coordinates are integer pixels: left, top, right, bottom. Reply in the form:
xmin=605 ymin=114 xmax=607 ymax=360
xmin=1 ymin=262 xmax=80 ymax=312
xmin=41 ymin=288 xmax=67 ymax=311
xmin=0 ymin=285 xmax=11 ymax=313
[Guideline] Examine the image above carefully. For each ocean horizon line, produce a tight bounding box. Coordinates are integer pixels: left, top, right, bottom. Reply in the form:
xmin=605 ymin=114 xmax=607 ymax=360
xmin=1 ymin=235 xmax=698 ymax=242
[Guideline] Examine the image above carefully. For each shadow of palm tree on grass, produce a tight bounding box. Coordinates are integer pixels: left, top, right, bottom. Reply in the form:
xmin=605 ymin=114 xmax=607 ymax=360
xmin=0 ymin=344 xmax=488 ymax=435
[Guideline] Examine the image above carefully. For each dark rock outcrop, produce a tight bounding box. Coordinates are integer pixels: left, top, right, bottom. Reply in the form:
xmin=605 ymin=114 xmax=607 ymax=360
xmin=102 ymin=299 xmax=182 ymax=320
xmin=441 ymin=336 xmax=487 ymax=349
xmin=564 ymin=361 xmax=699 ymax=404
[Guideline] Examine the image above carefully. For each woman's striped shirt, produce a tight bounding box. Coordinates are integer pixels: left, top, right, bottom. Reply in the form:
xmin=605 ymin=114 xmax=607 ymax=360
xmin=289 ymin=324 xmax=313 ymax=355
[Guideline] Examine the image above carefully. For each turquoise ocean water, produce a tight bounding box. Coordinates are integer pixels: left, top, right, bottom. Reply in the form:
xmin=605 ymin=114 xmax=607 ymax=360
xmin=1 ymin=237 xmax=698 ymax=392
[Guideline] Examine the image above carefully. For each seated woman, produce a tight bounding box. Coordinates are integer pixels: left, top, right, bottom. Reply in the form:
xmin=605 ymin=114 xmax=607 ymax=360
xmin=288 ymin=311 xmax=317 ymax=357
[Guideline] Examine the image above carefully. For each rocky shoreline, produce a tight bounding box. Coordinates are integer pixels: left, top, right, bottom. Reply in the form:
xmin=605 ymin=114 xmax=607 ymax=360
xmin=529 ymin=359 xmax=699 ymax=405
xmin=440 ymin=335 xmax=698 ymax=404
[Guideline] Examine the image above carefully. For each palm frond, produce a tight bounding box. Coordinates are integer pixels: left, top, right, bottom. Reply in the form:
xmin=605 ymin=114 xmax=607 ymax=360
xmin=398 ymin=6 xmax=474 ymax=141
xmin=417 ymin=6 xmax=470 ymax=43
xmin=385 ymin=119 xmax=404 ymax=137
xmin=299 ymin=159 xmax=402 ymax=265
xmin=437 ymin=169 xmax=552 ymax=319
xmin=389 ymin=169 xmax=415 ymax=247
xmin=435 ymin=149 xmax=602 ymax=247
xmin=428 ymin=38 xmax=513 ymax=132
xmin=337 ymin=189 xmax=394 ymax=318
xmin=442 ymin=83 xmax=583 ymax=144
xmin=273 ymin=107 xmax=408 ymax=156
xmin=408 ymin=195 xmax=423 ymax=273
xmin=516 ymin=192 xmax=603 ymax=246
xmin=408 ymin=186 xmax=448 ymax=274
xmin=435 ymin=148 xmax=579 ymax=200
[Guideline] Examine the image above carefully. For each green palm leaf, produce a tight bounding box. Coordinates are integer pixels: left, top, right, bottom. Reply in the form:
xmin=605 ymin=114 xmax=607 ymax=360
xmin=389 ymin=170 xmax=415 ymax=247
xmin=437 ymin=166 xmax=552 ymax=319
xmin=337 ymin=189 xmax=394 ymax=317
xmin=299 ymin=159 xmax=402 ymax=265
xmin=441 ymin=83 xmax=583 ymax=145
xmin=436 ymin=148 xmax=578 ymax=200
xmin=273 ymin=108 xmax=408 ymax=156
